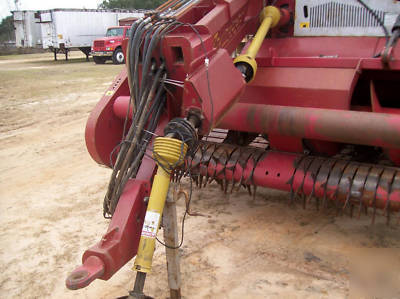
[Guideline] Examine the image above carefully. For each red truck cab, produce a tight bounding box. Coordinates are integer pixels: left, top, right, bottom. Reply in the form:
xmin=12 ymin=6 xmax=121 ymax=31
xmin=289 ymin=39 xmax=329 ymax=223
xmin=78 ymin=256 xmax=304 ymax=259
xmin=91 ymin=26 xmax=130 ymax=64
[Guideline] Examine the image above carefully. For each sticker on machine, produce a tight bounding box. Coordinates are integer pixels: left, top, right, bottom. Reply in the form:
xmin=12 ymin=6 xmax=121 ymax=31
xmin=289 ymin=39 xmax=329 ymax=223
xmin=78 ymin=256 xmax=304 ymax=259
xmin=141 ymin=211 xmax=160 ymax=238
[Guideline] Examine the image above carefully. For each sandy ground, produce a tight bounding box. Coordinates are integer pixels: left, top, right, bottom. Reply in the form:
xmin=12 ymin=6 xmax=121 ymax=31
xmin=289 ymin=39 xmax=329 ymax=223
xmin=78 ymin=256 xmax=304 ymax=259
xmin=0 ymin=52 xmax=399 ymax=299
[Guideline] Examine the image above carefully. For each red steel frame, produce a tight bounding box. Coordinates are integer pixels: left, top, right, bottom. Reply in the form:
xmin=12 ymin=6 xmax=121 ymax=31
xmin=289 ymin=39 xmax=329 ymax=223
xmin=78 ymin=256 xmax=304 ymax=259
xmin=68 ymin=0 xmax=400 ymax=290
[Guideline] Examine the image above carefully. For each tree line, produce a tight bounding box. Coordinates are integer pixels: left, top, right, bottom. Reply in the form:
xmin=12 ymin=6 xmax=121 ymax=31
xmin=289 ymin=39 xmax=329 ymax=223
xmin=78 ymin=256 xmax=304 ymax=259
xmin=99 ymin=0 xmax=167 ymax=9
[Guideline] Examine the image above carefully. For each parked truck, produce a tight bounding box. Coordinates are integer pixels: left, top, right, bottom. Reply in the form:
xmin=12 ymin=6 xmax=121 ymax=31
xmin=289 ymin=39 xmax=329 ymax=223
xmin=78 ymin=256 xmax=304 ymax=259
xmin=91 ymin=16 xmax=147 ymax=64
xmin=34 ymin=9 xmax=145 ymax=61
xmin=91 ymin=26 xmax=130 ymax=64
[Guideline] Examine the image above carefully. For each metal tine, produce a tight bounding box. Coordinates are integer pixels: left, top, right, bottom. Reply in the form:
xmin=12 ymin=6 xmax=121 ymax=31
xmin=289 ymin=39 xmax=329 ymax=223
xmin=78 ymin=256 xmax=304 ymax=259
xmin=340 ymin=163 xmax=360 ymax=213
xmin=246 ymin=184 xmax=252 ymax=196
xmin=196 ymin=143 xmax=209 ymax=188
xmin=199 ymin=173 xmax=205 ymax=189
xmin=224 ymin=178 xmax=229 ymax=194
xmin=235 ymin=149 xmax=257 ymax=193
xmin=245 ymin=151 xmax=267 ymax=190
xmin=295 ymin=156 xmax=314 ymax=204
xmin=207 ymin=145 xmax=226 ymax=186
xmin=193 ymin=174 xmax=199 ymax=187
xmin=215 ymin=147 xmax=237 ymax=178
xmin=371 ymin=168 xmax=384 ymax=225
xmin=288 ymin=154 xmax=308 ymax=205
xmin=252 ymin=185 xmax=257 ymax=201
xmin=357 ymin=166 xmax=372 ymax=219
xmin=322 ymin=159 xmax=339 ymax=211
xmin=215 ymin=148 xmax=237 ymax=194
xmin=383 ymin=170 xmax=396 ymax=225
xmin=342 ymin=170 xmax=357 ymax=212
xmin=228 ymin=150 xmax=242 ymax=194
xmin=333 ymin=161 xmax=352 ymax=217
xmin=288 ymin=155 xmax=307 ymax=205
xmin=306 ymin=158 xmax=328 ymax=207
xmin=225 ymin=147 xmax=242 ymax=193
xmin=219 ymin=178 xmax=225 ymax=192
xmin=203 ymin=143 xmax=217 ymax=188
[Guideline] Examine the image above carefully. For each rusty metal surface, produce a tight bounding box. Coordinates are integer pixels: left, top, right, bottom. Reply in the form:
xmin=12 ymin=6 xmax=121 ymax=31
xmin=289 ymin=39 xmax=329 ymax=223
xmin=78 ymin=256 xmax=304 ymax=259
xmin=179 ymin=141 xmax=400 ymax=223
xmin=219 ymin=104 xmax=400 ymax=151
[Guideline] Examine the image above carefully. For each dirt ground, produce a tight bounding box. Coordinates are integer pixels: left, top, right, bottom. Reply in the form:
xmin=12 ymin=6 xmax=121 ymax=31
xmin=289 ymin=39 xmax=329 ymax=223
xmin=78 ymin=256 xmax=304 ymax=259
xmin=0 ymin=52 xmax=399 ymax=299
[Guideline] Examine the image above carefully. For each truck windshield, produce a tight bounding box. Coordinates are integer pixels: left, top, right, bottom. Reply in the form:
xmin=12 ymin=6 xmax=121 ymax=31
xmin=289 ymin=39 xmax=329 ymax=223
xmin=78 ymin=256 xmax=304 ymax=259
xmin=106 ymin=28 xmax=124 ymax=37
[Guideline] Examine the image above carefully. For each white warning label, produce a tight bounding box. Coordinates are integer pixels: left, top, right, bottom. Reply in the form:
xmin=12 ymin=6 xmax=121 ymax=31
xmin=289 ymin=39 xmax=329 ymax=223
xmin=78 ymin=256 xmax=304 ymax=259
xmin=141 ymin=211 xmax=160 ymax=238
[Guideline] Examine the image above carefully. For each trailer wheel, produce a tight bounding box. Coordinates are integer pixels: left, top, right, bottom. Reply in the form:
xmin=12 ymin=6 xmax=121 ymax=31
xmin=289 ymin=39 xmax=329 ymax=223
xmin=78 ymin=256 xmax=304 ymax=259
xmin=93 ymin=56 xmax=106 ymax=64
xmin=112 ymin=48 xmax=125 ymax=64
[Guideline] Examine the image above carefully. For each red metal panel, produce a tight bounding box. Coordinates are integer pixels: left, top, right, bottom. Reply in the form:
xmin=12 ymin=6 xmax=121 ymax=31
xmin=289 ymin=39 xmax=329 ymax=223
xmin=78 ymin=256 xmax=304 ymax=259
xmin=66 ymin=179 xmax=149 ymax=289
xmin=241 ymin=67 xmax=356 ymax=109
xmin=185 ymin=49 xmax=245 ymax=131
xmin=85 ymin=69 xmax=129 ymax=167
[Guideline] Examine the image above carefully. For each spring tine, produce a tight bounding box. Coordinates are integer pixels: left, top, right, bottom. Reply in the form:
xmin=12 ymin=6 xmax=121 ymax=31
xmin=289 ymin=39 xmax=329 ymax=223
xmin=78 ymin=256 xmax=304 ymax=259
xmin=305 ymin=157 xmax=327 ymax=206
xmin=288 ymin=155 xmax=307 ymax=205
xmin=252 ymin=185 xmax=257 ymax=200
xmin=337 ymin=163 xmax=359 ymax=211
xmin=207 ymin=145 xmax=225 ymax=185
xmin=377 ymin=169 xmax=396 ymax=224
xmin=236 ymin=148 xmax=257 ymax=192
xmin=199 ymin=174 xmax=204 ymax=189
xmin=314 ymin=159 xmax=337 ymax=211
xmin=245 ymin=150 xmax=266 ymax=185
xmin=202 ymin=143 xmax=217 ymax=188
xmin=331 ymin=161 xmax=352 ymax=216
xmin=224 ymin=178 xmax=229 ymax=194
xmin=360 ymin=167 xmax=382 ymax=219
xmin=295 ymin=157 xmax=314 ymax=203
xmin=326 ymin=160 xmax=350 ymax=209
xmin=372 ymin=168 xmax=385 ymax=225
xmin=246 ymin=184 xmax=252 ymax=196
xmin=343 ymin=177 xmax=353 ymax=212
xmin=228 ymin=148 xmax=243 ymax=193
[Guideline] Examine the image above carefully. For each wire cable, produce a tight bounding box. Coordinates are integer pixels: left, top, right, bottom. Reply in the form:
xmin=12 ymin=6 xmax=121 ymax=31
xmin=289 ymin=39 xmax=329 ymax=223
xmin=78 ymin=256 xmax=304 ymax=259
xmin=356 ymin=0 xmax=390 ymax=57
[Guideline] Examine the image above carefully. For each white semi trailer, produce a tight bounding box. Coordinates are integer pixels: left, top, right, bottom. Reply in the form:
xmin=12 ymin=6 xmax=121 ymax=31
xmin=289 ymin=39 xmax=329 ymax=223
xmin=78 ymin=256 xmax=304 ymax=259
xmin=13 ymin=10 xmax=42 ymax=48
xmin=34 ymin=9 xmax=145 ymax=61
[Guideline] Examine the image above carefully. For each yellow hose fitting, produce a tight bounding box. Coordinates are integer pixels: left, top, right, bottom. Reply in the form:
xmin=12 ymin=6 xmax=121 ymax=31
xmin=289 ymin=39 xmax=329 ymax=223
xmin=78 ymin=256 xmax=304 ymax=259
xmin=234 ymin=5 xmax=281 ymax=82
xmin=134 ymin=136 xmax=187 ymax=273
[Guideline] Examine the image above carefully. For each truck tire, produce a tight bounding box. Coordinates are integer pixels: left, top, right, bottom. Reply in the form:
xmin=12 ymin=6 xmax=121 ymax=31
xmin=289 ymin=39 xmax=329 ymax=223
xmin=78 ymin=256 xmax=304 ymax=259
xmin=112 ymin=48 xmax=125 ymax=64
xmin=93 ymin=56 xmax=106 ymax=64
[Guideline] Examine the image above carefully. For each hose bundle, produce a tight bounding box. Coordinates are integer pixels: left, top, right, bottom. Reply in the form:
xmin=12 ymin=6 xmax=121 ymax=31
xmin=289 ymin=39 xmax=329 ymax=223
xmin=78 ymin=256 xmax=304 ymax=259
xmin=102 ymin=1 xmax=207 ymax=218
xmin=103 ymin=17 xmax=177 ymax=218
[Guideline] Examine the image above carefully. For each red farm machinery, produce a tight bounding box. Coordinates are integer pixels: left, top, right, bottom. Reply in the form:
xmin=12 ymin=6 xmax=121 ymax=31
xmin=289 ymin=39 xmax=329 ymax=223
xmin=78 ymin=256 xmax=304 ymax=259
xmin=66 ymin=0 xmax=400 ymax=297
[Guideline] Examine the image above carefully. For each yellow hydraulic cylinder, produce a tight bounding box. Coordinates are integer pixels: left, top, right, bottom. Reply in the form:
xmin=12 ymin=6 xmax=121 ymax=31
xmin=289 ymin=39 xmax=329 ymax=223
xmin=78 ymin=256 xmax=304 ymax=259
xmin=233 ymin=6 xmax=281 ymax=82
xmin=134 ymin=137 xmax=188 ymax=273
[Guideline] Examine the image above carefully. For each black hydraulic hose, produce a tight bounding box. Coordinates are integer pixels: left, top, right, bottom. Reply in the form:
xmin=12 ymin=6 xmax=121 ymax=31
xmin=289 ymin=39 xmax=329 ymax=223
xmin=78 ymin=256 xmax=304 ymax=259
xmin=112 ymin=70 xmax=166 ymax=206
xmin=140 ymin=24 xmax=167 ymax=102
xmin=123 ymin=84 xmax=166 ymax=183
xmin=131 ymin=21 xmax=150 ymax=105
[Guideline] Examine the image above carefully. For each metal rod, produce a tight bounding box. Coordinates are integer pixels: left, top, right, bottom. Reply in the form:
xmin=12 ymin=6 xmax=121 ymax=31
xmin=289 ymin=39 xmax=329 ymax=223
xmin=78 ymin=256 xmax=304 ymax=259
xmin=219 ymin=103 xmax=400 ymax=150
xmin=128 ymin=272 xmax=147 ymax=299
